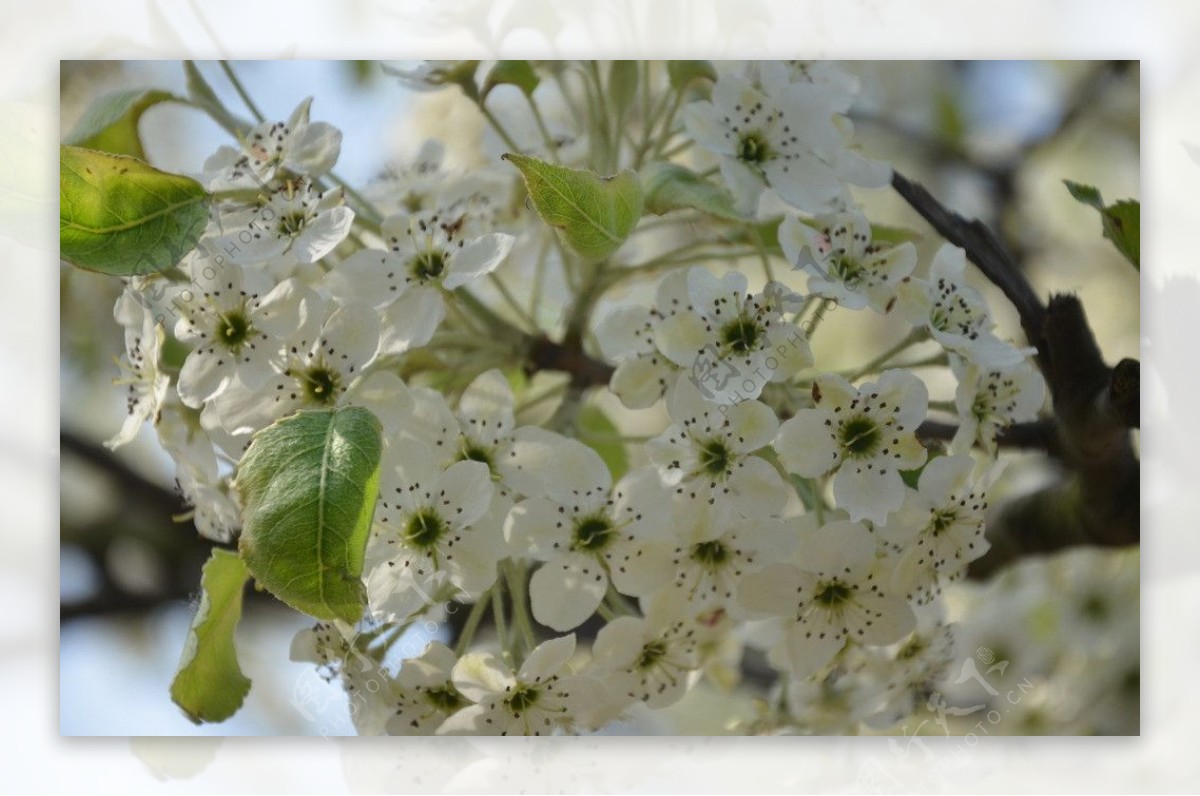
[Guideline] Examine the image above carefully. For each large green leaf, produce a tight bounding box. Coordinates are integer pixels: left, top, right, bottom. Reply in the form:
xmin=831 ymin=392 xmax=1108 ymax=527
xmin=235 ymin=406 xmax=383 ymax=623
xmin=63 ymin=89 xmax=177 ymax=159
xmin=170 ymin=549 xmax=252 ymax=724
xmin=640 ymin=161 xmax=741 ymax=220
xmin=503 ymin=153 xmax=643 ymax=261
xmin=59 ymin=145 xmax=210 ymax=276
xmin=1064 ymin=179 xmax=1139 ymax=270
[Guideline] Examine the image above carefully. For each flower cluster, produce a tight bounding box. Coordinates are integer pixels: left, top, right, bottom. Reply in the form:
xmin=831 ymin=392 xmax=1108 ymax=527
xmin=99 ymin=60 xmax=1069 ymax=736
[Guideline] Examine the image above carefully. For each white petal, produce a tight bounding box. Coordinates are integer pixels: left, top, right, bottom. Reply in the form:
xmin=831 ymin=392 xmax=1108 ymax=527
xmin=504 ymin=497 xmax=565 ymax=558
xmin=439 ymin=459 xmax=494 ymax=527
xmin=596 ymin=305 xmax=652 ymax=361
xmin=686 ymin=267 xmax=746 ymax=322
xmin=611 ymin=357 xmax=669 ymax=409
xmin=177 ymin=351 xmax=227 ymax=408
xmin=452 ymin=652 xmax=512 ymax=702
xmin=530 ymin=556 xmax=607 ymax=632
xmin=775 ymin=409 xmax=839 ymax=477
xmin=726 ymin=399 xmax=779 ymax=453
xmin=294 ymin=206 xmax=355 ymax=263
xmin=608 ymin=539 xmax=673 ymax=597
xmin=379 ymin=286 xmax=445 ymax=353
xmin=832 ymin=464 xmax=906 ymax=525
xmin=344 ymin=370 xmax=413 ymax=432
xmin=590 ymin=616 xmax=646 ymax=669
xmin=443 ymin=233 xmax=515 ymax=289
xmin=654 ymin=311 xmax=708 ymax=369
xmin=795 ymin=520 xmax=875 ymax=580
xmin=254 ymin=277 xmax=315 ymax=337
xmin=324 ymin=249 xmax=406 ymax=306
xmin=319 ymin=302 xmax=381 ymax=371
xmin=459 ymin=369 xmax=514 ymax=438
xmin=785 ymin=620 xmax=844 ymax=679
xmin=855 ymin=592 xmax=917 ymax=646
xmin=518 ymin=634 xmax=576 ymax=682
xmin=738 ymin=563 xmax=804 ymax=617
xmin=726 ymin=456 xmax=789 ymax=517
xmin=288 ymin=121 xmax=342 ymax=177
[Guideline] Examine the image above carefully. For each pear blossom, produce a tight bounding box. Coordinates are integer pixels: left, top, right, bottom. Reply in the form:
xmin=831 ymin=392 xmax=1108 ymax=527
xmin=401 ymin=369 xmax=581 ymax=503
xmin=778 ymin=209 xmax=917 ymax=312
xmin=203 ymin=97 xmax=342 ymax=190
xmin=106 ymin=289 xmax=170 ymax=449
xmin=647 ymin=377 xmax=790 ymax=518
xmin=951 ymin=355 xmax=1046 ymax=454
xmin=506 ymin=450 xmax=670 ymax=631
xmin=212 ymin=299 xmax=386 ymax=436
xmin=590 ymin=593 xmax=702 ymax=709
xmin=156 ymin=401 xmax=241 ymax=543
xmin=896 ymin=244 xmax=1024 ymax=368
xmin=740 ymin=520 xmax=916 ymax=680
xmin=290 ymin=620 xmax=399 ymax=736
xmin=364 ymin=446 xmax=499 ymax=621
xmin=684 ymin=63 xmax=888 ymax=216
xmin=774 ymin=369 xmax=928 ymax=525
xmin=325 ymin=210 xmax=514 ymax=353
xmin=438 ymin=635 xmax=598 ymax=736
xmin=654 ymin=267 xmax=811 ymax=406
xmin=173 ymin=262 xmax=314 ymax=407
xmin=385 ymin=642 xmax=470 ymax=735
xmin=659 ymin=497 xmax=797 ymax=613
xmin=212 ymin=180 xmax=354 ymax=268
xmin=880 ymin=454 xmax=989 ymax=604
xmin=594 ymin=269 xmax=692 ymax=409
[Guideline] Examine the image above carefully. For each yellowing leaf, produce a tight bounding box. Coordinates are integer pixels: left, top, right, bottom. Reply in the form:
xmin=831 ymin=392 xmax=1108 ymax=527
xmin=63 ymin=89 xmax=177 ymax=159
xmin=235 ymin=407 xmax=383 ymax=623
xmin=503 ymin=153 xmax=643 ymax=261
xmin=59 ymin=145 xmax=210 ymax=276
xmin=170 ymin=549 xmax=252 ymax=724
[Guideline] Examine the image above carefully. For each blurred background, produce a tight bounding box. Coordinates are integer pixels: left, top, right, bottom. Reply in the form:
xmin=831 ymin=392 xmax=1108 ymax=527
xmin=59 ymin=60 xmax=1140 ymax=735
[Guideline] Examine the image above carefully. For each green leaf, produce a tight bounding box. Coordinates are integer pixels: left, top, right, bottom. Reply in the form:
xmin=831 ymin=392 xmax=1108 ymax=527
xmin=640 ymin=161 xmax=741 ymax=220
xmin=63 ymin=89 xmax=176 ymax=159
xmin=170 ymin=549 xmax=252 ymax=725
xmin=1063 ymin=179 xmax=1140 ymax=269
xmin=667 ymin=60 xmax=717 ymax=90
xmin=503 ymin=153 xmax=643 ymax=261
xmin=576 ymin=404 xmax=629 ymax=481
xmin=1064 ymin=179 xmax=1103 ymax=207
xmin=482 ymin=60 xmax=540 ymax=99
xmin=60 ymin=145 xmax=211 ymax=276
xmin=235 ymin=406 xmax=383 ymax=623
xmin=607 ymin=60 xmax=639 ymax=118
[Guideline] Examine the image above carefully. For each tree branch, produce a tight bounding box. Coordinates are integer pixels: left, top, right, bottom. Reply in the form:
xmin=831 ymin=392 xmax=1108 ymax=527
xmin=890 ymin=171 xmax=1139 ymax=575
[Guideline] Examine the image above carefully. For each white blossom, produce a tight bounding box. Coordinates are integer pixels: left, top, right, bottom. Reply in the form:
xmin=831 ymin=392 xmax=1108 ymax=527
xmin=654 ymin=267 xmax=811 ymax=405
xmin=438 ymin=635 xmax=599 ymax=735
xmin=203 ymin=98 xmax=342 ymax=190
xmin=778 ymin=209 xmax=917 ymax=312
xmin=775 ymin=369 xmax=928 ymax=525
xmin=951 ymin=355 xmax=1046 ymax=454
xmin=106 ymin=289 xmax=169 ymax=449
xmin=896 ymin=244 xmax=1024 ymax=368
xmin=740 ymin=520 xmax=916 ymax=680
xmin=647 ymin=377 xmax=790 ymax=518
